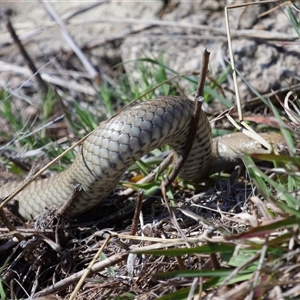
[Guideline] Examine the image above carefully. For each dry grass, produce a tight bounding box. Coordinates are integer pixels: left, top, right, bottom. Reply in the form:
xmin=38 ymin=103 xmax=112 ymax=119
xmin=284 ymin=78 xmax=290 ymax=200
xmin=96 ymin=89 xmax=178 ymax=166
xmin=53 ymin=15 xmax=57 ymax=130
xmin=0 ymin=1 xmax=299 ymax=299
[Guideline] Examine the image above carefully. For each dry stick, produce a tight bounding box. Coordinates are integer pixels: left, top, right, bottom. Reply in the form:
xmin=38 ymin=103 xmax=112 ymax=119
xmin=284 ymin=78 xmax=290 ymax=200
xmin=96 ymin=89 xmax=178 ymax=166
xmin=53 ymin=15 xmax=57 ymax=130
xmin=39 ymin=0 xmax=101 ymax=84
xmin=69 ymin=234 xmax=111 ymax=300
xmin=130 ymin=190 xmax=144 ymax=236
xmin=0 ymin=10 xmax=72 ymax=131
xmin=0 ymin=11 xmax=52 ymax=238
xmin=109 ymin=232 xmax=225 ymax=247
xmin=225 ymin=1 xmax=275 ymax=152
xmin=159 ymin=49 xmax=210 ymax=246
xmin=163 ymin=49 xmax=210 ymax=188
xmin=0 ymin=60 xmax=97 ymax=96
xmin=207 ymin=241 xmax=221 ymax=270
xmin=66 ymin=17 xmax=297 ymax=41
xmin=34 ymin=251 xmax=128 ymax=298
xmin=248 ymin=237 xmax=269 ymax=300
xmin=61 ymin=1 xmax=110 ymax=21
xmin=218 ymin=251 xmax=261 ymax=292
xmin=0 ymin=28 xmax=42 ymax=47
xmin=83 ymin=23 xmax=155 ymax=50
xmin=0 ymin=9 xmax=48 ymax=97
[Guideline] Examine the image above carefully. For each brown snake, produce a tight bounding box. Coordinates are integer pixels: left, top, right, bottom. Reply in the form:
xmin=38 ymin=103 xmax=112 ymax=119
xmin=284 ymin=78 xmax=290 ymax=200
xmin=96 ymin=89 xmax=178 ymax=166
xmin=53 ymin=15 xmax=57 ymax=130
xmin=0 ymin=96 xmax=284 ymax=220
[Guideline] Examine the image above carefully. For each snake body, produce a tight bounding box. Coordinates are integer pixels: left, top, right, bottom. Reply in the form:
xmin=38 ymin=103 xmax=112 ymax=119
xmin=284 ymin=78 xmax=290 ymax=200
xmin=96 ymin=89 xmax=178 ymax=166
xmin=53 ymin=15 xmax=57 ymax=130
xmin=1 ymin=96 xmax=284 ymax=220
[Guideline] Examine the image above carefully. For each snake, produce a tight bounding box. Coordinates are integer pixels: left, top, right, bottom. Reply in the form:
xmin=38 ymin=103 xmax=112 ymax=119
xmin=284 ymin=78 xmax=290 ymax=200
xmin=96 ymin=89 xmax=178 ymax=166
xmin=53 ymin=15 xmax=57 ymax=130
xmin=0 ymin=96 xmax=284 ymax=221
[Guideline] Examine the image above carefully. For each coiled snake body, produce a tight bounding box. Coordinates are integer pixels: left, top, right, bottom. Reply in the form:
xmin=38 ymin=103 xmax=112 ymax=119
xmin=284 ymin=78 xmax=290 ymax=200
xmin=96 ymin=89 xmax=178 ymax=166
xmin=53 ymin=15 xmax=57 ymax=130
xmin=1 ymin=96 xmax=284 ymax=220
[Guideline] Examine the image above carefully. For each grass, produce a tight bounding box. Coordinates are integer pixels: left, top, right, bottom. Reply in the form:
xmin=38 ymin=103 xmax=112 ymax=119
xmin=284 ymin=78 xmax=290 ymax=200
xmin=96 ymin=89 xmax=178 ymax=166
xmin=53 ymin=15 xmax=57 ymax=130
xmin=1 ymin=56 xmax=299 ymax=299
xmin=0 ymin=3 xmax=300 ymax=300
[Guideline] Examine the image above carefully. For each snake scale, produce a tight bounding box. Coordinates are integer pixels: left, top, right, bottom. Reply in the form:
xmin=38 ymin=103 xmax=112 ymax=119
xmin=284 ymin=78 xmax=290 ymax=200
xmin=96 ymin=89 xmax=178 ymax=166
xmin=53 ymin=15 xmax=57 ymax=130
xmin=0 ymin=96 xmax=284 ymax=220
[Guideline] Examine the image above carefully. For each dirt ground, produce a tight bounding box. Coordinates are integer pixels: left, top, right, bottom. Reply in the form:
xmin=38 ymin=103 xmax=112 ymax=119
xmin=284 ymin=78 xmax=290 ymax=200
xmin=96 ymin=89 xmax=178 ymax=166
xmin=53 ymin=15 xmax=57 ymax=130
xmin=1 ymin=1 xmax=299 ymax=105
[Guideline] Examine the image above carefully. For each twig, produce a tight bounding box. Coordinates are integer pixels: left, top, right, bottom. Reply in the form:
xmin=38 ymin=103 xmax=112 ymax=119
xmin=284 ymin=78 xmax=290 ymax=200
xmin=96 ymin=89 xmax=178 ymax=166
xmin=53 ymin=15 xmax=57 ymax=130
xmin=248 ymin=236 xmax=269 ymax=300
xmin=66 ymin=17 xmax=298 ymax=41
xmin=34 ymin=251 xmax=128 ymax=297
xmin=69 ymin=234 xmax=111 ymax=300
xmin=0 ymin=28 xmax=42 ymax=47
xmin=0 ymin=61 xmax=97 ymax=96
xmin=39 ymin=0 xmax=101 ymax=83
xmin=0 ymin=8 xmax=49 ymax=96
xmin=130 ymin=190 xmax=143 ymax=236
xmin=61 ymin=1 xmax=110 ymax=21
xmin=195 ymin=50 xmax=210 ymax=98
xmin=160 ymin=183 xmax=190 ymax=247
xmin=159 ymin=49 xmax=210 ymax=243
xmin=207 ymin=241 xmax=221 ymax=270
xmin=83 ymin=23 xmax=155 ymax=50
xmin=163 ymin=49 xmax=210 ymax=187
xmin=218 ymin=251 xmax=261 ymax=289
